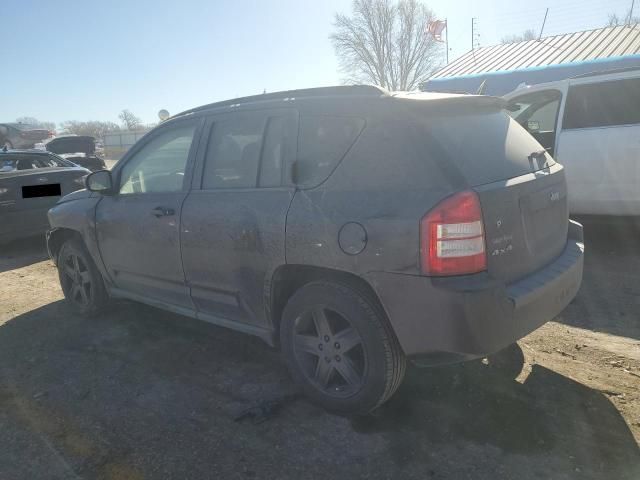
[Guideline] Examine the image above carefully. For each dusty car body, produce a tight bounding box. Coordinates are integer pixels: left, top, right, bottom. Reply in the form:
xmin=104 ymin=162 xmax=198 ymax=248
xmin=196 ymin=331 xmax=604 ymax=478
xmin=0 ymin=150 xmax=89 ymax=243
xmin=0 ymin=123 xmax=52 ymax=149
xmin=45 ymin=135 xmax=107 ymax=172
xmin=47 ymin=86 xmax=584 ymax=414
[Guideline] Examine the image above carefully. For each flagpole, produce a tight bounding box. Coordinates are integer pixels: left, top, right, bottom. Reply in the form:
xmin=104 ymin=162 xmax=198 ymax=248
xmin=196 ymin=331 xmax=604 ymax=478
xmin=445 ymin=19 xmax=449 ymax=64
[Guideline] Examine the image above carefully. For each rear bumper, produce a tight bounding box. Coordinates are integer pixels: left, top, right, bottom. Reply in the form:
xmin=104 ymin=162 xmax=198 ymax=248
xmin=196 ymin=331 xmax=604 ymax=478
xmin=368 ymin=220 xmax=584 ymax=359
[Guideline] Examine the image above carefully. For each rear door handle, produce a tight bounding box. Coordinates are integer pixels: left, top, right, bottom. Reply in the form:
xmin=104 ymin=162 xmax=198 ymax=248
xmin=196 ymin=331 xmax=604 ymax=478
xmin=151 ymin=206 xmax=175 ymax=217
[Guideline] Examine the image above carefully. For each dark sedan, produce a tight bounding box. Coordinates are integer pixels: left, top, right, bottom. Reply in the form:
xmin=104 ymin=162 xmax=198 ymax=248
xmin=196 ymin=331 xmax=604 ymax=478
xmin=0 ymin=150 xmax=89 ymax=244
xmin=0 ymin=123 xmax=52 ymax=149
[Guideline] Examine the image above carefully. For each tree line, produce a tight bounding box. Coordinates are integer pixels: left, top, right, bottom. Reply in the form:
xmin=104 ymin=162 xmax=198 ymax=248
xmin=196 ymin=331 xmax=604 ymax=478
xmin=14 ymin=109 xmax=152 ymax=140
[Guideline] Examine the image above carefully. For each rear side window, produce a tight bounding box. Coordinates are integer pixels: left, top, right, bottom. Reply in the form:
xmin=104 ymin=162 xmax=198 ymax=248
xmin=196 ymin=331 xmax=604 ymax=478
xmin=0 ymin=154 xmax=66 ymax=171
xmin=202 ymin=113 xmax=290 ymax=189
xmin=563 ymin=78 xmax=640 ymax=129
xmin=296 ymin=116 xmax=365 ymax=186
xmin=203 ymin=116 xmax=265 ymax=189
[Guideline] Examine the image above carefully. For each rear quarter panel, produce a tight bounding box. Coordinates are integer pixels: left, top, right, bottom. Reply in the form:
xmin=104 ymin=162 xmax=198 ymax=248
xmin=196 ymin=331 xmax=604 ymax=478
xmin=286 ymin=106 xmax=458 ymax=276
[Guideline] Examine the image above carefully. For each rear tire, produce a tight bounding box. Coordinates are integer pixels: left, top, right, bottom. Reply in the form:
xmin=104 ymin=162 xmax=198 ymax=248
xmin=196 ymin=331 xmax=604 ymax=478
xmin=57 ymin=238 xmax=109 ymax=316
xmin=280 ymin=281 xmax=406 ymax=415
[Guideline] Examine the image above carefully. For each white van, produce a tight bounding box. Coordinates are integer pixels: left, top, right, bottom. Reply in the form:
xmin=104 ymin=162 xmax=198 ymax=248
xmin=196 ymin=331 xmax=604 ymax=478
xmin=503 ymin=68 xmax=640 ymax=216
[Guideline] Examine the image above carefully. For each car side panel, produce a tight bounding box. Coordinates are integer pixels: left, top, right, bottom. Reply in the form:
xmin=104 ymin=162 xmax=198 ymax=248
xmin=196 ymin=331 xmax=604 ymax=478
xmin=47 ymin=195 xmax=105 ymax=277
xmin=556 ymin=124 xmax=640 ymax=215
xmin=285 ymin=112 xmax=456 ymax=276
xmin=2 ymin=168 xmax=87 ymax=243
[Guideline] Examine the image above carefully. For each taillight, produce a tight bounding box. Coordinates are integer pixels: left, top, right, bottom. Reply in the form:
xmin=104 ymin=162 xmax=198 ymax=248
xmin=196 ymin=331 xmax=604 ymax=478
xmin=48 ymin=131 xmax=54 ymax=138
xmin=420 ymin=190 xmax=487 ymax=276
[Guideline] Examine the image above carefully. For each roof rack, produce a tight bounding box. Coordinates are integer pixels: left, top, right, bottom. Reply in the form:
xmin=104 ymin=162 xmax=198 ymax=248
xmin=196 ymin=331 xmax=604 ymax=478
xmin=570 ymin=65 xmax=640 ymax=80
xmin=174 ymin=85 xmax=388 ymax=118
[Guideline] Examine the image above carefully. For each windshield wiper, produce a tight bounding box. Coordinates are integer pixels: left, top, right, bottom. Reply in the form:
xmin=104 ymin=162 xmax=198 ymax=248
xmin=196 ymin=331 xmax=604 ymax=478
xmin=528 ymin=149 xmax=550 ymax=170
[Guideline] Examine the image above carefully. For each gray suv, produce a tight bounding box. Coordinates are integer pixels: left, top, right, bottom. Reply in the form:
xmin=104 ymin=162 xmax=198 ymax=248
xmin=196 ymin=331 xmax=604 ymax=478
xmin=46 ymin=86 xmax=584 ymax=414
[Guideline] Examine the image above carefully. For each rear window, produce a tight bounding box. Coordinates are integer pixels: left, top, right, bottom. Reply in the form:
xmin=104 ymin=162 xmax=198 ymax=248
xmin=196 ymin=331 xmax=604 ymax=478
xmin=416 ymin=108 xmax=554 ymax=186
xmin=296 ymin=115 xmax=364 ymax=186
xmin=563 ymin=78 xmax=640 ymax=129
xmin=0 ymin=154 xmax=69 ymax=172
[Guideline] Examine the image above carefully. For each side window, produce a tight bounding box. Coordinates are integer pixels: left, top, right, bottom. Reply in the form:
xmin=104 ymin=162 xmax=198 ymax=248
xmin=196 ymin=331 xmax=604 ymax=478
xmin=202 ymin=116 xmax=265 ymax=189
xmin=119 ymin=123 xmax=196 ymax=195
xmin=563 ymin=78 xmax=640 ymax=129
xmin=296 ymin=115 xmax=365 ymax=186
xmin=259 ymin=116 xmax=286 ymax=187
xmin=506 ymin=90 xmax=561 ymax=133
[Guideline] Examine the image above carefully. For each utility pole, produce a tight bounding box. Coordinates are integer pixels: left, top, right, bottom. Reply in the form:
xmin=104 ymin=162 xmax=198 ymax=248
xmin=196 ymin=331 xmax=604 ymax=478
xmin=471 ymin=18 xmax=480 ymax=50
xmin=445 ymin=19 xmax=449 ymax=64
xmin=628 ymin=0 xmax=636 ymax=25
xmin=471 ymin=17 xmax=475 ymax=51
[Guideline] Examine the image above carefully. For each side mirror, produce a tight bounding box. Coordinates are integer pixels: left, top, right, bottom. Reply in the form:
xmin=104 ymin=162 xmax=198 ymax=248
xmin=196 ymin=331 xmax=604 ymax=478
xmin=86 ymin=170 xmax=114 ymax=194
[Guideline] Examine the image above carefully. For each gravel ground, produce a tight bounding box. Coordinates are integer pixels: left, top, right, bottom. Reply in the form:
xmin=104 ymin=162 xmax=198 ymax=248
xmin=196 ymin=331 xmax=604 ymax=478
xmin=0 ymin=218 xmax=638 ymax=479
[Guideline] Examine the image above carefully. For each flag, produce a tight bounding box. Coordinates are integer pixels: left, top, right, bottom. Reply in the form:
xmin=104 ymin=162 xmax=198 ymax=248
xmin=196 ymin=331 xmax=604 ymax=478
xmin=427 ymin=19 xmax=447 ymax=42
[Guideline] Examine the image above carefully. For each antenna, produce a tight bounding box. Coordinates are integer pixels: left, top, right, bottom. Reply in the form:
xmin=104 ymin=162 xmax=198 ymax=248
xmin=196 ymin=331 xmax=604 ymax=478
xmin=539 ymin=8 xmax=549 ymax=40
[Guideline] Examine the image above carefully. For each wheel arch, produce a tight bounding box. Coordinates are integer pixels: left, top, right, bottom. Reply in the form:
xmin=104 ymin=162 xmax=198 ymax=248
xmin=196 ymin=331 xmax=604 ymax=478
xmin=268 ymin=264 xmax=395 ymax=347
xmin=47 ymin=227 xmax=85 ymax=264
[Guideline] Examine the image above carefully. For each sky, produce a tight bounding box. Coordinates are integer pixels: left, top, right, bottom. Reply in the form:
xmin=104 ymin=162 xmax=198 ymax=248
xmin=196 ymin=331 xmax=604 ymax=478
xmin=2 ymin=0 xmax=635 ymax=126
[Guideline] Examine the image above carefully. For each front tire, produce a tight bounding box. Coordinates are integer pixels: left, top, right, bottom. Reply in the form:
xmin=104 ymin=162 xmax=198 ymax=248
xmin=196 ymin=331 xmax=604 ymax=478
xmin=280 ymin=281 xmax=406 ymax=415
xmin=57 ymin=238 xmax=108 ymax=315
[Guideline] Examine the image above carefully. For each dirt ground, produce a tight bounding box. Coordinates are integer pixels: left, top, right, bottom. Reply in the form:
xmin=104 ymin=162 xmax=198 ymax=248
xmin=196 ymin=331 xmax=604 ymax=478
xmin=0 ymin=218 xmax=639 ymax=479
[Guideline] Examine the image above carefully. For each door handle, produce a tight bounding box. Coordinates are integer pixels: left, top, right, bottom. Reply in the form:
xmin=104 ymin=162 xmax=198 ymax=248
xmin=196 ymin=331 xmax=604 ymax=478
xmin=151 ymin=206 xmax=175 ymax=217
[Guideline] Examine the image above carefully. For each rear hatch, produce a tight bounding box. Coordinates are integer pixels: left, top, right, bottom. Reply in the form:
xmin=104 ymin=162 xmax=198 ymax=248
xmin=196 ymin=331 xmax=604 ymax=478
xmin=46 ymin=136 xmax=96 ymax=155
xmin=402 ymin=94 xmax=568 ymax=283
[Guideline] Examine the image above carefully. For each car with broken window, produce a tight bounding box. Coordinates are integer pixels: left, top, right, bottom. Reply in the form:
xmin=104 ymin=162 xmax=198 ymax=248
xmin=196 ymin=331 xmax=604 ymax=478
xmin=46 ymin=85 xmax=584 ymax=414
xmin=0 ymin=149 xmax=89 ymax=244
xmin=504 ymin=67 xmax=640 ymax=216
xmin=45 ymin=135 xmax=107 ymax=171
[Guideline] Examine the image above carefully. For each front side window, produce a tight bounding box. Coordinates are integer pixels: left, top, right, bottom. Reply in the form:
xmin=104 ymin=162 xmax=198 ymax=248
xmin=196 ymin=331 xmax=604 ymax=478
xmin=563 ymin=78 xmax=640 ymax=129
xmin=119 ymin=123 xmax=196 ymax=194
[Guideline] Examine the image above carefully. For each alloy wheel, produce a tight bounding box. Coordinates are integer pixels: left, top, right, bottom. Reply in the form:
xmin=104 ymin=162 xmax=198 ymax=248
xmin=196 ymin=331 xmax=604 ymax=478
xmin=293 ymin=306 xmax=367 ymax=398
xmin=61 ymin=252 xmax=92 ymax=307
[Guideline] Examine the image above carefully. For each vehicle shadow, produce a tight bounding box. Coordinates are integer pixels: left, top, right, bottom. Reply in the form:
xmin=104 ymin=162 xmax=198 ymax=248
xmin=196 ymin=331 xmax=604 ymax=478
xmin=560 ymin=216 xmax=640 ymax=340
xmin=0 ymin=302 xmax=638 ymax=479
xmin=0 ymin=235 xmax=49 ymax=273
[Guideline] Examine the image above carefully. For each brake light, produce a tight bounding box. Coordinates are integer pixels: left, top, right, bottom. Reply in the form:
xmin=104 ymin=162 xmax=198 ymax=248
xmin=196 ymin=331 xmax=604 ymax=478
xmin=420 ymin=190 xmax=487 ymax=276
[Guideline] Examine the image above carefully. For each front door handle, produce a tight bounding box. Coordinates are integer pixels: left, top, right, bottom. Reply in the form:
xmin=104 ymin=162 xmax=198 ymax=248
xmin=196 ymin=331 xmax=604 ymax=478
xmin=151 ymin=206 xmax=175 ymax=217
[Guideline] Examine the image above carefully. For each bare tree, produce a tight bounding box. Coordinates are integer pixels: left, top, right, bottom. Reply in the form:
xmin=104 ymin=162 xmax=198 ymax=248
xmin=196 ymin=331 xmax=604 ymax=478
xmin=500 ymin=29 xmax=537 ymax=44
xmin=60 ymin=120 xmax=120 ymax=139
xmin=607 ymin=9 xmax=640 ymax=26
xmin=330 ymin=0 xmax=443 ymax=91
xmin=118 ymin=109 xmax=142 ymax=130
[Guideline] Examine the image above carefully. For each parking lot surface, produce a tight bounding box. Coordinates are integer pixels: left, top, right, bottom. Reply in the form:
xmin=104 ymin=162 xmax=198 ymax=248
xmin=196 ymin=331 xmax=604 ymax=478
xmin=0 ymin=218 xmax=639 ymax=479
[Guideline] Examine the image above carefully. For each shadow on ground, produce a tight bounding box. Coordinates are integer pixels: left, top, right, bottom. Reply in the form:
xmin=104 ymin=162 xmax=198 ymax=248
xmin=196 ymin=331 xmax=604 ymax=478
xmin=559 ymin=216 xmax=640 ymax=340
xmin=0 ymin=235 xmax=49 ymax=273
xmin=0 ymin=301 xmax=638 ymax=479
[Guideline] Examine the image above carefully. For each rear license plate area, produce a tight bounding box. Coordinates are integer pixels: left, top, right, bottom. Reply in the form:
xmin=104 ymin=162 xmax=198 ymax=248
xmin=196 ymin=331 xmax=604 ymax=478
xmin=22 ymin=183 xmax=61 ymax=198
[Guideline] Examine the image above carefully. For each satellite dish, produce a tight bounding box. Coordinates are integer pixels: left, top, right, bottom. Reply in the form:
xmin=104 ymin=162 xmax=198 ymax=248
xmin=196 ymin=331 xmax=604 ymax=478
xmin=158 ymin=109 xmax=170 ymax=121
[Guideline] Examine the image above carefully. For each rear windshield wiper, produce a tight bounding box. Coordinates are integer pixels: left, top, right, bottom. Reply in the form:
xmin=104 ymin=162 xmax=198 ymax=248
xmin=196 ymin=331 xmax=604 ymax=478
xmin=528 ymin=149 xmax=550 ymax=170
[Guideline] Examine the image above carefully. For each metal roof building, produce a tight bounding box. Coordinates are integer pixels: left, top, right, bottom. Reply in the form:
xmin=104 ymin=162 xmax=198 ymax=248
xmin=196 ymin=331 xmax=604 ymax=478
xmin=422 ymin=25 xmax=640 ymax=96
